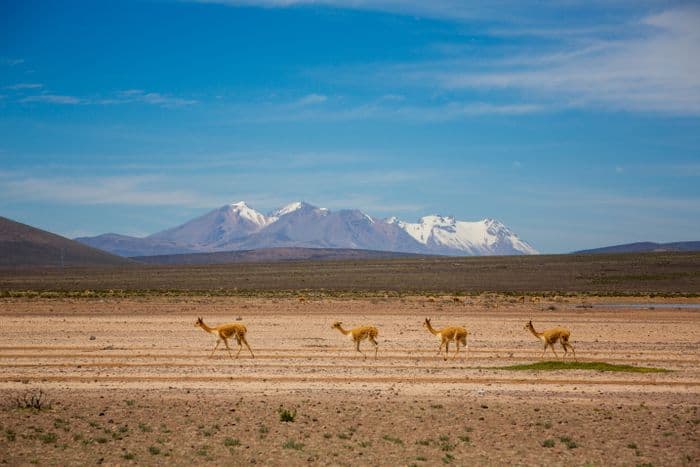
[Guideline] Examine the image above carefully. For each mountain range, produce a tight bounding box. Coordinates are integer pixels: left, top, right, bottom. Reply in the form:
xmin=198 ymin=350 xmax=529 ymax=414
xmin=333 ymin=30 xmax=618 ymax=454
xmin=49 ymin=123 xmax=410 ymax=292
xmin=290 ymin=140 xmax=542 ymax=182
xmin=576 ymin=241 xmax=700 ymax=254
xmin=76 ymin=201 xmax=539 ymax=257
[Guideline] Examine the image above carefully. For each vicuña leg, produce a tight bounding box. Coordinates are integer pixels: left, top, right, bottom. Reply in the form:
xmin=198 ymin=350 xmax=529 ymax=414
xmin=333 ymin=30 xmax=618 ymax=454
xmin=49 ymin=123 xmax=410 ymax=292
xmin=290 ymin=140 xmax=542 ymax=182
xmin=453 ymin=340 xmax=460 ymax=360
xmin=356 ymin=340 xmax=366 ymax=359
xmin=369 ymin=337 xmax=378 ymax=359
xmin=223 ymin=338 xmax=234 ymax=359
xmin=560 ymin=341 xmax=568 ymax=360
xmin=210 ymin=340 xmax=221 ymax=358
xmin=234 ymin=336 xmax=243 ymax=359
xmin=444 ymin=341 xmax=450 ymax=361
xmin=549 ymin=343 xmax=559 ymax=360
xmin=241 ymin=336 xmax=254 ymax=358
xmin=564 ymin=341 xmax=576 ymax=361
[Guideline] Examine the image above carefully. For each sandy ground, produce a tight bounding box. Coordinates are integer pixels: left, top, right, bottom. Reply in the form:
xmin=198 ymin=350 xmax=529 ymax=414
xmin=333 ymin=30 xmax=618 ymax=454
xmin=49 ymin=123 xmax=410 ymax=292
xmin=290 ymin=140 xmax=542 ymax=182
xmin=0 ymin=295 xmax=698 ymax=466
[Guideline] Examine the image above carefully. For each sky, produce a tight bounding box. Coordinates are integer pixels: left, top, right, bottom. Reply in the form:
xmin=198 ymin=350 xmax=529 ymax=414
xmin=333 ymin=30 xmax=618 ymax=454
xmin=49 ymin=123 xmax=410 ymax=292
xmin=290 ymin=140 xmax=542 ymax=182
xmin=1 ymin=0 xmax=699 ymax=253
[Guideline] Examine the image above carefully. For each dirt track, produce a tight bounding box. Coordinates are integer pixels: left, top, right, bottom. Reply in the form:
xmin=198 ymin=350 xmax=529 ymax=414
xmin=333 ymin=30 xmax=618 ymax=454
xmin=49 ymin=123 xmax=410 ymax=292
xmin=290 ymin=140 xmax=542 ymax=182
xmin=1 ymin=296 xmax=698 ymax=465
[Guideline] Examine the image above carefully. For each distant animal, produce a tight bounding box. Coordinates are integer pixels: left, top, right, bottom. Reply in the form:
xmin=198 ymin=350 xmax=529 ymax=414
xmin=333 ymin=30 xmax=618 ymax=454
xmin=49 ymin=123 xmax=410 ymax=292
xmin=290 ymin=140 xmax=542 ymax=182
xmin=524 ymin=320 xmax=576 ymax=361
xmin=423 ymin=318 xmax=469 ymax=361
xmin=332 ymin=321 xmax=379 ymax=359
xmin=195 ymin=317 xmax=254 ymax=359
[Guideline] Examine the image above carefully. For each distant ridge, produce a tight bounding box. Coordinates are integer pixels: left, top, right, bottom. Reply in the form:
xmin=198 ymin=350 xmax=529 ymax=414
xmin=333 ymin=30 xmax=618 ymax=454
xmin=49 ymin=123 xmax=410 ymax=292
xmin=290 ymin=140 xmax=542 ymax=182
xmin=0 ymin=216 xmax=133 ymax=267
xmin=132 ymin=247 xmax=432 ymax=265
xmin=575 ymin=241 xmax=700 ymax=254
xmin=77 ymin=200 xmax=537 ymax=257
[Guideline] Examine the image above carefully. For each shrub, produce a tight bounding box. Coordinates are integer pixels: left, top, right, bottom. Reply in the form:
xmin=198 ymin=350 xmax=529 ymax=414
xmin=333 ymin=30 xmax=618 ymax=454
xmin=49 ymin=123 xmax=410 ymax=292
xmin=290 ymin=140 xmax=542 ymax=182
xmin=278 ymin=408 xmax=297 ymax=422
xmin=15 ymin=390 xmax=51 ymax=410
xmin=283 ymin=439 xmax=304 ymax=450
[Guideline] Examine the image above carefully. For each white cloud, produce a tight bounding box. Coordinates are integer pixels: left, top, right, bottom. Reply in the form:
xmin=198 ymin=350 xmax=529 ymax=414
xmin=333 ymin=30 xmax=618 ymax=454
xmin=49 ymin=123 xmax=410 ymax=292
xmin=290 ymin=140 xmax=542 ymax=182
xmin=200 ymin=0 xmax=672 ymax=23
xmin=193 ymin=0 xmax=494 ymax=20
xmin=0 ymin=58 xmax=25 ymax=67
xmin=400 ymin=6 xmax=700 ymax=115
xmin=19 ymin=94 xmax=83 ymax=105
xmin=230 ymin=97 xmax=543 ymax=123
xmin=14 ymin=88 xmax=198 ymax=108
xmin=5 ymin=83 xmax=44 ymax=90
xmin=296 ymin=93 xmax=328 ymax=105
xmin=115 ymin=89 xmax=198 ymax=107
xmin=0 ymin=174 xmax=218 ymax=208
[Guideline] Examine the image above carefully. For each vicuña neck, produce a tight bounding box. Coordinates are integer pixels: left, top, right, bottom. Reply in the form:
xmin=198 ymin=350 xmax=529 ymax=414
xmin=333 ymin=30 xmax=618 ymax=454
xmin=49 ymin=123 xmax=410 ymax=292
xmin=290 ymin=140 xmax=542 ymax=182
xmin=425 ymin=321 xmax=440 ymax=335
xmin=335 ymin=325 xmax=350 ymax=335
xmin=199 ymin=321 xmax=215 ymax=333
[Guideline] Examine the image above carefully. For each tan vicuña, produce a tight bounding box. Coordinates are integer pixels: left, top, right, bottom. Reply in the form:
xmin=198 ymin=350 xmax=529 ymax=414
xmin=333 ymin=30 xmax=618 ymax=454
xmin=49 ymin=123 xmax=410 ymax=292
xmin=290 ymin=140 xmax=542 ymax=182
xmin=524 ymin=320 xmax=576 ymax=361
xmin=423 ymin=318 xmax=469 ymax=361
xmin=195 ymin=317 xmax=254 ymax=359
xmin=332 ymin=321 xmax=379 ymax=360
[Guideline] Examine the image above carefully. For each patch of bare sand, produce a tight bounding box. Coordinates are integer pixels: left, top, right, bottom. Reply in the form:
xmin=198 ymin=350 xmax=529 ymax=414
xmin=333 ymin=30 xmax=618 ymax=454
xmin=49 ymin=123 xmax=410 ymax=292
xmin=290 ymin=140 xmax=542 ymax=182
xmin=0 ymin=296 xmax=698 ymax=465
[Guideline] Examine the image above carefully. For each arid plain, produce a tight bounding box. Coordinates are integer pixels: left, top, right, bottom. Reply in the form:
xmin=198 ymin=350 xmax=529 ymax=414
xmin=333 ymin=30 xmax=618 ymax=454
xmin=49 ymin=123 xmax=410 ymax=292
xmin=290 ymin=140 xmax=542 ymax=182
xmin=1 ymin=293 xmax=698 ymax=466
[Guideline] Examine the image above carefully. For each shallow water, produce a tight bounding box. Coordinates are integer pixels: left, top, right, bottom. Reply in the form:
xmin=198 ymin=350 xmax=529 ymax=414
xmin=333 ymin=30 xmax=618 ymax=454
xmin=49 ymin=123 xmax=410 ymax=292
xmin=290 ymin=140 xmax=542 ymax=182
xmin=590 ymin=303 xmax=700 ymax=309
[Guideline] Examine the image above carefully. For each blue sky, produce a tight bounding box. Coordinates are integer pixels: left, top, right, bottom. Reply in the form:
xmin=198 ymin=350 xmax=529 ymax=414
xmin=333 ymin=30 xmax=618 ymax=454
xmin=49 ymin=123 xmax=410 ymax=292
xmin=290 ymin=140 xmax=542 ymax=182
xmin=1 ymin=0 xmax=698 ymax=253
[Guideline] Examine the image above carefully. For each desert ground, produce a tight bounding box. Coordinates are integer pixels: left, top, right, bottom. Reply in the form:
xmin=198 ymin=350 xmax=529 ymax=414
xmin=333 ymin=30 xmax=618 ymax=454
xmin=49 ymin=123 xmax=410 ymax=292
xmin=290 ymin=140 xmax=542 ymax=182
xmin=0 ymin=295 xmax=698 ymax=466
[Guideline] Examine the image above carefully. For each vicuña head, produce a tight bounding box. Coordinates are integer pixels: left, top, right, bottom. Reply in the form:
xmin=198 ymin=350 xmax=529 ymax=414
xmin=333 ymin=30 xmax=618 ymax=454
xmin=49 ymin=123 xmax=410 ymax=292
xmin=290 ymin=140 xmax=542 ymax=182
xmin=332 ymin=321 xmax=342 ymax=329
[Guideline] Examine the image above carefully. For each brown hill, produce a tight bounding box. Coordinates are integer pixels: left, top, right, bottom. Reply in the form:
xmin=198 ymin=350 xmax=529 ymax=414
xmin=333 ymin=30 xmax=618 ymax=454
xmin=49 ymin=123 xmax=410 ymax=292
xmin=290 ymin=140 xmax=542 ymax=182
xmin=132 ymin=247 xmax=430 ymax=265
xmin=0 ymin=216 xmax=133 ymax=267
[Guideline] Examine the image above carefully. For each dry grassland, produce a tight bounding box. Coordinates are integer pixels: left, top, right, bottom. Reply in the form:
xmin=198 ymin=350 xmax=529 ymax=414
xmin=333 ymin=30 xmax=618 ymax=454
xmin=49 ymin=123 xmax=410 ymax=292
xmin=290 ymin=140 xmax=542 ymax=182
xmin=1 ymin=295 xmax=698 ymax=465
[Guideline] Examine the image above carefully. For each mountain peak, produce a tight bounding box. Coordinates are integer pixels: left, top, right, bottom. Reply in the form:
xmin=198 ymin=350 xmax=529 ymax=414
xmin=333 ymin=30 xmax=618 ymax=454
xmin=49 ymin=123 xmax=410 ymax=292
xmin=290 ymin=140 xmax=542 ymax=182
xmin=419 ymin=214 xmax=455 ymax=226
xmin=270 ymin=201 xmax=324 ymax=218
xmin=223 ymin=201 xmax=269 ymax=228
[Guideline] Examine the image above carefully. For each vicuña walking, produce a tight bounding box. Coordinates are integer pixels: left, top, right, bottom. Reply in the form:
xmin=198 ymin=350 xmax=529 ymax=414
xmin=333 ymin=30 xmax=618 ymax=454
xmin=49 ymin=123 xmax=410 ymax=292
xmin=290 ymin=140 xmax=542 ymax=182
xmin=195 ymin=317 xmax=254 ymax=359
xmin=524 ymin=320 xmax=576 ymax=361
xmin=332 ymin=321 xmax=379 ymax=359
xmin=423 ymin=318 xmax=469 ymax=361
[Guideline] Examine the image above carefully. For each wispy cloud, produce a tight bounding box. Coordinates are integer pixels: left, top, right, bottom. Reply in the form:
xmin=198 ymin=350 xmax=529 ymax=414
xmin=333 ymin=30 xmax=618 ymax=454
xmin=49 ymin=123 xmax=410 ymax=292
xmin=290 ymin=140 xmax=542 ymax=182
xmin=5 ymin=83 xmax=44 ymax=90
xmin=395 ymin=6 xmax=700 ymax=115
xmin=516 ymin=185 xmax=700 ymax=212
xmin=296 ymin=93 xmax=327 ymax=105
xmin=115 ymin=89 xmax=199 ymax=107
xmin=0 ymin=58 xmax=24 ymax=67
xmin=14 ymin=88 xmax=198 ymax=108
xmin=229 ymin=96 xmax=543 ymax=123
xmin=193 ymin=0 xmax=635 ymax=23
xmin=0 ymin=173 xmax=218 ymax=208
xmin=19 ymin=94 xmax=83 ymax=105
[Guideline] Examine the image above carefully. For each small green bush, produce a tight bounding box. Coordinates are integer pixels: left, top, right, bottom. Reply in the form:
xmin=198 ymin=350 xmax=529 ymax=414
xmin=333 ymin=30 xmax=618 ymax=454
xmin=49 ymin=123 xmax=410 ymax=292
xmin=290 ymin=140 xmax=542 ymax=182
xmin=278 ymin=408 xmax=297 ymax=422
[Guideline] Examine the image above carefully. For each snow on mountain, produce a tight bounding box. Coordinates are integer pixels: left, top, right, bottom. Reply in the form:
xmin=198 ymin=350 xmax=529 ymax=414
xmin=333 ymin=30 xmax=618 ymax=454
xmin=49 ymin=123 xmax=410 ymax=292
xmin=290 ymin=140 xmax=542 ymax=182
xmin=270 ymin=201 xmax=304 ymax=218
xmin=229 ymin=201 xmax=271 ymax=229
xmin=268 ymin=201 xmax=329 ymax=222
xmin=147 ymin=201 xmax=272 ymax=249
xmin=395 ymin=215 xmax=538 ymax=256
xmin=76 ymin=200 xmax=538 ymax=257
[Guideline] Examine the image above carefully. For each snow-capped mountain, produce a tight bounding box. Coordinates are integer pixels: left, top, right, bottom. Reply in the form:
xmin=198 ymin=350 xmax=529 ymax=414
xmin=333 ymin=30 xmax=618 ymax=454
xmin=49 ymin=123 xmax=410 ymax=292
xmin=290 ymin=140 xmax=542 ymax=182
xmin=389 ymin=215 xmax=538 ymax=256
xmin=76 ymin=201 xmax=538 ymax=257
xmin=148 ymin=201 xmax=273 ymax=249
